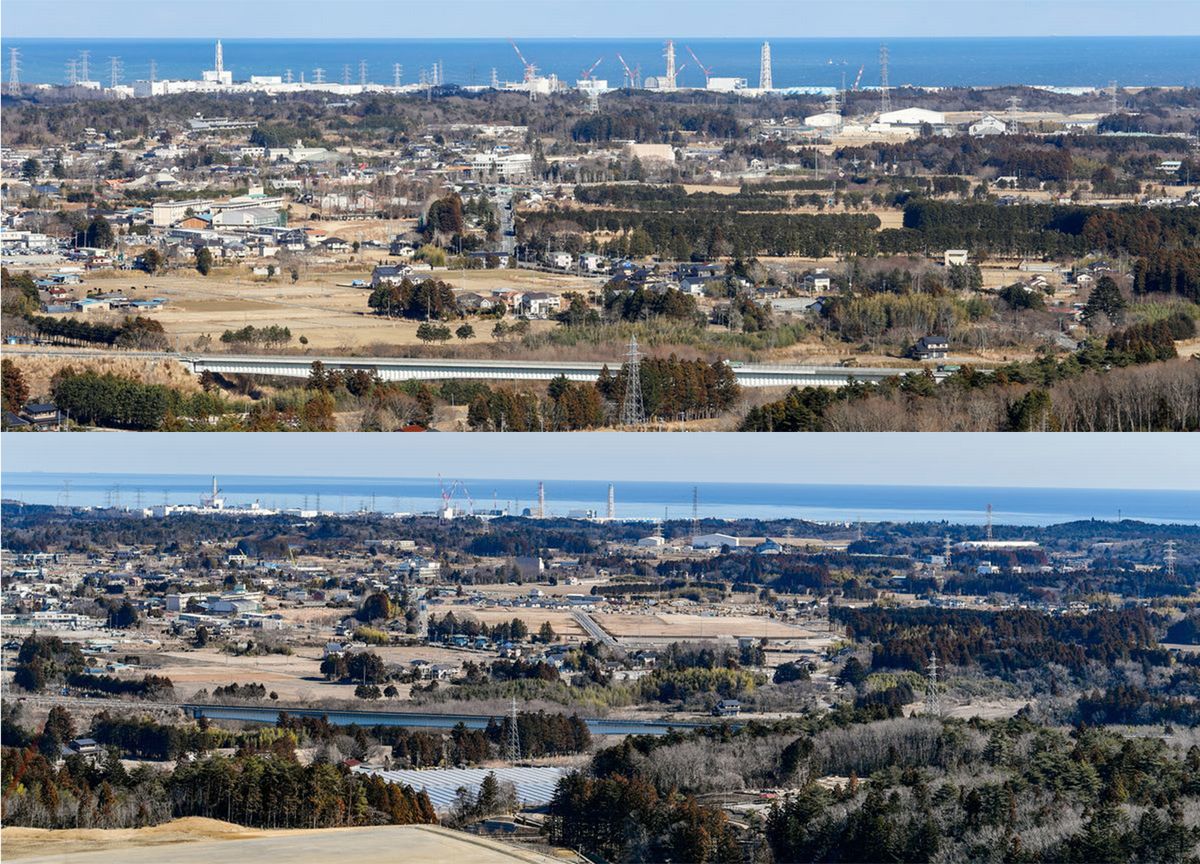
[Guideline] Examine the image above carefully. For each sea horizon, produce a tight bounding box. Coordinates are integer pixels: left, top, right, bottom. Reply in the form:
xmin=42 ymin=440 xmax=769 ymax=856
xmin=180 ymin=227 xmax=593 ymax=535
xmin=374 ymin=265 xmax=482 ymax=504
xmin=4 ymin=471 xmax=1198 ymax=525
xmin=3 ymin=36 xmax=1198 ymax=88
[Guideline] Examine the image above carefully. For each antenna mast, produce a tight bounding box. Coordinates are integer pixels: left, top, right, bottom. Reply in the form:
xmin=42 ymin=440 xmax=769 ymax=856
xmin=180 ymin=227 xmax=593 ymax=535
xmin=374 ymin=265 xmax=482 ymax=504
xmin=620 ymin=336 xmax=646 ymax=426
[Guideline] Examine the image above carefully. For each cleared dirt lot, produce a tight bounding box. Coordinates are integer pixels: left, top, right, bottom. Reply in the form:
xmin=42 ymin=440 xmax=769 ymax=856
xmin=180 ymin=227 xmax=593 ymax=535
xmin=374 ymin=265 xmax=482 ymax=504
xmin=2 ymin=820 xmax=562 ymax=864
xmin=594 ymin=612 xmax=817 ymax=640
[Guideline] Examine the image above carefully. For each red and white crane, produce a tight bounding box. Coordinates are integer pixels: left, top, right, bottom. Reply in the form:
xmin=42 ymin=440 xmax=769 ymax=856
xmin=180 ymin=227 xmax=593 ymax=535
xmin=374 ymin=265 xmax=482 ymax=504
xmin=510 ymin=40 xmax=537 ymax=82
xmin=615 ymin=53 xmax=637 ymax=89
xmin=852 ymin=64 xmax=865 ymax=91
xmin=685 ymin=45 xmax=713 ymax=88
xmin=580 ymin=57 xmax=603 ymax=81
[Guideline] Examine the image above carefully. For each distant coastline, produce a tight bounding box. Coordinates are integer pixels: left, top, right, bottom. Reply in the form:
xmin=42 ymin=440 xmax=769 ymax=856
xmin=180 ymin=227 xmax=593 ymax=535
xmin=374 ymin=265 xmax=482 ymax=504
xmin=4 ymin=36 xmax=1198 ymax=88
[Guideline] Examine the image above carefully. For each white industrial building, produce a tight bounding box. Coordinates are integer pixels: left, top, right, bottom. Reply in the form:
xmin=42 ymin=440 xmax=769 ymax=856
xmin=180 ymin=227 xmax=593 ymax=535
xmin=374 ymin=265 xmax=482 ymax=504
xmin=804 ymin=111 xmax=843 ymax=129
xmin=691 ymin=533 xmax=743 ymax=550
xmin=876 ymin=107 xmax=946 ymax=126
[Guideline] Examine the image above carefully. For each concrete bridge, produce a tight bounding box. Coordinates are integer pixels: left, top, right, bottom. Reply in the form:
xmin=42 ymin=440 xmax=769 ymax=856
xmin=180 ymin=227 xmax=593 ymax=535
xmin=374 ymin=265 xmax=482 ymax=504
xmin=180 ymin=352 xmax=946 ymax=389
xmin=2 ymin=347 xmax=951 ymax=389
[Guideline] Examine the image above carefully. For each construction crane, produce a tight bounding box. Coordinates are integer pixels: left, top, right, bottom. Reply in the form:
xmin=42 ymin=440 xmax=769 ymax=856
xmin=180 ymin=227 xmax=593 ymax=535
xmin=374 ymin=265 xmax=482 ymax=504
xmin=580 ymin=57 xmax=603 ymax=80
xmin=510 ymin=40 xmax=537 ymax=82
xmin=852 ymin=64 xmax=865 ymax=91
xmin=685 ymin=45 xmax=713 ymax=87
xmin=615 ymin=53 xmax=637 ymax=89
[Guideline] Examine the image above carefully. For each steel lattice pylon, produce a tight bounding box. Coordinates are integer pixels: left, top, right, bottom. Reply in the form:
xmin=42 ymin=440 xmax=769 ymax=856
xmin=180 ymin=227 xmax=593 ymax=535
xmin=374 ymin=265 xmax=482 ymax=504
xmin=620 ymin=336 xmax=645 ymax=426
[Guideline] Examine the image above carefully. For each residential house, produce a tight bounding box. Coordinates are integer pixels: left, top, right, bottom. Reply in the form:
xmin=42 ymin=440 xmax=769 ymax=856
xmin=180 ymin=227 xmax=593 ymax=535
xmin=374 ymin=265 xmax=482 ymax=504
xmin=913 ymin=335 xmax=949 ymax=361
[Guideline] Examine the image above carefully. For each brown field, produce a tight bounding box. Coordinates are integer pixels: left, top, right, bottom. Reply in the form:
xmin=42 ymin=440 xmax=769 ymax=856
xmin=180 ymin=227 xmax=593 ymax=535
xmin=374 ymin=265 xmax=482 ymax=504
xmin=1 ymin=820 xmax=564 ymax=864
xmin=593 ymin=612 xmax=815 ymax=640
xmin=147 ymin=648 xmax=355 ymax=701
xmin=79 ymin=266 xmax=600 ymax=351
xmin=442 ymin=606 xmax=586 ymax=638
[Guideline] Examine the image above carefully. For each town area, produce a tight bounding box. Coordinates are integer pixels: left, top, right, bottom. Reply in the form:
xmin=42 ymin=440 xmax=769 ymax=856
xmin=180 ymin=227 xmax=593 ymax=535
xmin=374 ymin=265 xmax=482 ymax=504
xmin=3 ymin=487 xmax=1200 ymax=861
xmin=3 ymin=40 xmax=1200 ymax=432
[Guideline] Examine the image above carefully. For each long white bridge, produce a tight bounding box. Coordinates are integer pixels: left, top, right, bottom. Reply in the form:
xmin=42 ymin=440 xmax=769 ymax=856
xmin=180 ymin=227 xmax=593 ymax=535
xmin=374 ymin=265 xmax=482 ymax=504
xmin=3 ymin=348 xmax=952 ymax=388
xmin=180 ymin=353 xmax=946 ymax=388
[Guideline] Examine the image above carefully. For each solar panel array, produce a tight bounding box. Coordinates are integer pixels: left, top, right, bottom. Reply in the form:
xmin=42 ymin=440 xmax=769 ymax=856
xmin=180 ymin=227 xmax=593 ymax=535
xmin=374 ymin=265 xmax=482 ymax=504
xmin=352 ymin=765 xmax=570 ymax=811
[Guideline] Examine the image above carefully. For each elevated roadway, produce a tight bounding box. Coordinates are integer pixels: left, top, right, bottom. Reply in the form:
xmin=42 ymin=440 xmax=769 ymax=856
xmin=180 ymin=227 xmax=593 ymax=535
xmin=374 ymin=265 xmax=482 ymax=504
xmin=2 ymin=347 xmax=955 ymax=388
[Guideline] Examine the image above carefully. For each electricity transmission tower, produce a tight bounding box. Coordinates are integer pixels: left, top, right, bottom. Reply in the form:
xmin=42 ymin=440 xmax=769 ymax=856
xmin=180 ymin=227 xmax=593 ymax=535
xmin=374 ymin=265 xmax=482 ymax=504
xmin=359 ymin=60 xmax=368 ymax=86
xmin=758 ymin=41 xmax=772 ymax=91
xmin=620 ymin=336 xmax=645 ymax=426
xmin=393 ymin=63 xmax=402 ymax=87
xmin=925 ymin=652 xmax=942 ymax=717
xmin=985 ymin=503 xmax=993 ymax=541
xmin=691 ymin=486 xmax=700 ymax=537
xmin=506 ymin=697 xmax=521 ymax=764
xmin=7 ymin=48 xmax=21 ymax=97
xmin=1165 ymin=541 xmax=1177 ymax=580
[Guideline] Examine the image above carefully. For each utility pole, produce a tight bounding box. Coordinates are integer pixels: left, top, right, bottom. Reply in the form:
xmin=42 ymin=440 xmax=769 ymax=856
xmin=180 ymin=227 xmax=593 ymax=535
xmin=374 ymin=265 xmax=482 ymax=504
xmin=620 ymin=336 xmax=645 ymax=426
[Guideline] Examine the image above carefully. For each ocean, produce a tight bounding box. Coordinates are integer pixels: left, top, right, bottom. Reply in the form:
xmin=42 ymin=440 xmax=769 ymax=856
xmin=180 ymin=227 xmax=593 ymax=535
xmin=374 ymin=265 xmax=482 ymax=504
xmin=2 ymin=472 xmax=1197 ymax=525
xmin=4 ymin=37 xmax=1199 ymax=89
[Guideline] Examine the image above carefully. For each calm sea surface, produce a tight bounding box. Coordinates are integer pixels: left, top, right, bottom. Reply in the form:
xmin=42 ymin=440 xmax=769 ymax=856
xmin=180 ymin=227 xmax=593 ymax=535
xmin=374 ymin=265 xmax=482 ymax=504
xmin=3 ymin=472 xmax=1197 ymax=525
xmin=4 ymin=37 xmax=1199 ymax=88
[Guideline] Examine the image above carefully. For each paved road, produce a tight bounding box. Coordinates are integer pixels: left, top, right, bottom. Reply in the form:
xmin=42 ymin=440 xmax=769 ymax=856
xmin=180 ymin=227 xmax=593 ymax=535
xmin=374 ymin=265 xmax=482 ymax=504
xmin=2 ymin=346 xmax=953 ymax=389
xmin=572 ymin=610 xmax=617 ymax=648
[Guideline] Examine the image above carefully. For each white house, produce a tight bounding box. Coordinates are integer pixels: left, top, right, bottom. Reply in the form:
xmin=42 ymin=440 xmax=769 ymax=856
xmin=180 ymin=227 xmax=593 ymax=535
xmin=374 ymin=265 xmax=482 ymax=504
xmin=968 ymin=115 xmax=1008 ymax=137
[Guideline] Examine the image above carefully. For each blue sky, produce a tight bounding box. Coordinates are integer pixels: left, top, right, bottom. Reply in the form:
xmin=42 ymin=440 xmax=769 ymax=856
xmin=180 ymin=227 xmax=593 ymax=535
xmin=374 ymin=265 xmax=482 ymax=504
xmin=3 ymin=433 xmax=1198 ymax=489
xmin=3 ymin=0 xmax=1197 ymax=38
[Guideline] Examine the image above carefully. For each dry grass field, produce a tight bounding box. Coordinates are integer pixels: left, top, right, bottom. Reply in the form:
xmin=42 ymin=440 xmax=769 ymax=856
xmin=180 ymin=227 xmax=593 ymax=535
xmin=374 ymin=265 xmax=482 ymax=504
xmin=2 ymin=820 xmax=565 ymax=864
xmin=80 ymin=266 xmax=600 ymax=351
